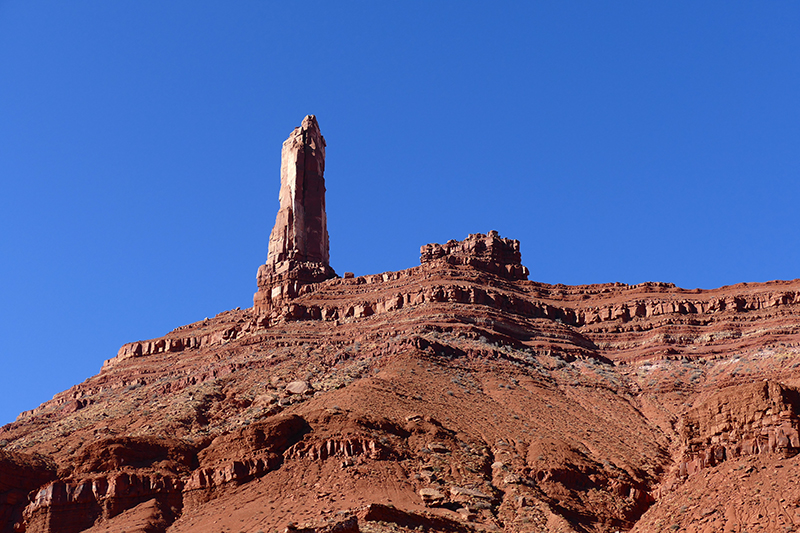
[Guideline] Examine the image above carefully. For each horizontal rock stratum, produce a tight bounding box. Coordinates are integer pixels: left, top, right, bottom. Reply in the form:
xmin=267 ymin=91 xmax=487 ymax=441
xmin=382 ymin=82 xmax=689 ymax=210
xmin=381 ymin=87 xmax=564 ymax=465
xmin=3 ymin=116 xmax=800 ymax=533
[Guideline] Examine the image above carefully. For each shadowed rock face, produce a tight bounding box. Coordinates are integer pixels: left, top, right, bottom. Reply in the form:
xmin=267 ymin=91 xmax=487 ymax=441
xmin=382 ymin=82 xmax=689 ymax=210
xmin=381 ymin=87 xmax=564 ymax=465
xmin=267 ymin=114 xmax=329 ymax=267
xmin=0 ymin=451 xmax=56 ymax=533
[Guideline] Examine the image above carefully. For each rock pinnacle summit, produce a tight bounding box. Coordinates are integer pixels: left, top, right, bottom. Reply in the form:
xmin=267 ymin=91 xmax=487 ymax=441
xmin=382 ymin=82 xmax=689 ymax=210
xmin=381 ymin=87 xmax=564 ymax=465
xmin=266 ymin=115 xmax=330 ymax=266
xmin=254 ymin=116 xmax=336 ymax=318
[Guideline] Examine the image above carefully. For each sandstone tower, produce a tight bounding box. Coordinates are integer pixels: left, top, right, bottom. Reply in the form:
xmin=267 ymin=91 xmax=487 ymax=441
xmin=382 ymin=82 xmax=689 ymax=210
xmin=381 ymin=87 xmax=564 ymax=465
xmin=254 ymin=115 xmax=336 ymax=317
xmin=266 ymin=115 xmax=330 ymax=266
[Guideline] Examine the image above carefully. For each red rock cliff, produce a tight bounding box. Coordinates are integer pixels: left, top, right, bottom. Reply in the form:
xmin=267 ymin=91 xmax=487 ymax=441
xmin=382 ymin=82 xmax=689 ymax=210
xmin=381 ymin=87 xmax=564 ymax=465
xmin=8 ymin=118 xmax=800 ymax=533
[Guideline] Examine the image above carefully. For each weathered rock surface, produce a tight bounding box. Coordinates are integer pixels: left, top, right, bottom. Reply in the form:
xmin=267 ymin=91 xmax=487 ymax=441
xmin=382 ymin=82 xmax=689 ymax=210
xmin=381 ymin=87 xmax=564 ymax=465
xmin=24 ymin=472 xmax=182 ymax=533
xmin=9 ymin=228 xmax=800 ymax=532
xmin=285 ymin=381 xmax=311 ymax=395
xmin=421 ymin=230 xmax=529 ymax=281
xmin=4 ymin=118 xmax=800 ymax=532
xmin=419 ymin=487 xmax=446 ymax=507
xmin=254 ymin=115 xmax=336 ymax=318
xmin=658 ymin=380 xmax=800 ymax=491
xmin=0 ymin=451 xmax=56 ymax=533
xmin=267 ymin=114 xmax=330 ymax=267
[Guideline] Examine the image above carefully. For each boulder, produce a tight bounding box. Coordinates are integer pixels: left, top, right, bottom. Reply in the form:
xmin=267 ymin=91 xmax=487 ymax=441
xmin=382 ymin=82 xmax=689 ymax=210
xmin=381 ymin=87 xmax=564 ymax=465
xmin=418 ymin=488 xmax=445 ymax=507
xmin=285 ymin=381 xmax=311 ymax=395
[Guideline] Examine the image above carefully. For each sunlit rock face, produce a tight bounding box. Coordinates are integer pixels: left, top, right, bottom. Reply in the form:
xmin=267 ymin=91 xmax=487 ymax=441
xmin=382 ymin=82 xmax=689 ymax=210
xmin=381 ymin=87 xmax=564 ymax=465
xmin=266 ymin=114 xmax=330 ymax=267
xmin=255 ymin=115 xmax=336 ymax=317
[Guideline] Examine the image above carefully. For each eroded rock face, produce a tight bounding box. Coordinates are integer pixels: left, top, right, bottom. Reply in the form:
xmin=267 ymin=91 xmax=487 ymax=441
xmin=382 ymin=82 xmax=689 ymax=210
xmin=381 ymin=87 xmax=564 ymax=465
xmin=0 ymin=451 xmax=56 ymax=533
xmin=24 ymin=472 xmax=182 ymax=533
xmin=11 ymin=118 xmax=800 ymax=533
xmin=267 ymin=115 xmax=329 ymax=267
xmin=183 ymin=415 xmax=308 ymax=509
xmin=254 ymin=115 xmax=336 ymax=318
xmin=668 ymin=381 xmax=800 ymax=484
xmin=421 ymin=231 xmax=529 ymax=281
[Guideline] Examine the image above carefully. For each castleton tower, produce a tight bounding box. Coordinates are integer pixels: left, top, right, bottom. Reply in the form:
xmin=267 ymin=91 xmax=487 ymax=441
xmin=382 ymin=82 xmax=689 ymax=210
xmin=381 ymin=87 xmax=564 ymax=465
xmin=254 ymin=115 xmax=337 ymax=318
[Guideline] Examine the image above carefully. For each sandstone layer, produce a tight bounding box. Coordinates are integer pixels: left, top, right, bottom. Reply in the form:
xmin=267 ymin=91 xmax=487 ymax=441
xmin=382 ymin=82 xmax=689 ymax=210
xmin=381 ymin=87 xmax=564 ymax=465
xmin=4 ymin=231 xmax=800 ymax=532
xmin=3 ymin=118 xmax=800 ymax=532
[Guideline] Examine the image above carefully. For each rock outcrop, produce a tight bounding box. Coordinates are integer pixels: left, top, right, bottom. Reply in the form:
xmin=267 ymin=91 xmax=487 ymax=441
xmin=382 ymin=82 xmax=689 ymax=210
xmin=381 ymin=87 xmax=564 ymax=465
xmin=0 ymin=451 xmax=56 ymax=533
xmin=421 ymin=231 xmax=529 ymax=281
xmin=24 ymin=472 xmax=182 ymax=533
xmin=254 ymin=115 xmax=336 ymax=318
xmin=106 ymin=236 xmax=800 ymax=372
xmin=8 ymin=117 xmax=800 ymax=533
xmin=267 ymin=115 xmax=330 ymax=267
xmin=666 ymin=380 xmax=800 ymax=485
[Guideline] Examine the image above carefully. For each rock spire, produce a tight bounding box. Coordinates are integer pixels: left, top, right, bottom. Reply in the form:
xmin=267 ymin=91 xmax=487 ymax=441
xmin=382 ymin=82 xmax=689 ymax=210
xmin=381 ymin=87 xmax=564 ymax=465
xmin=266 ymin=115 xmax=330 ymax=266
xmin=254 ymin=116 xmax=336 ymax=318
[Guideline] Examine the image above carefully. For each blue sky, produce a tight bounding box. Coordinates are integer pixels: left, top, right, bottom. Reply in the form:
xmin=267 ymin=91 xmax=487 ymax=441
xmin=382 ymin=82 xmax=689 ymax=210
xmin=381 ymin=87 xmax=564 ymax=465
xmin=1 ymin=2 xmax=799 ymax=425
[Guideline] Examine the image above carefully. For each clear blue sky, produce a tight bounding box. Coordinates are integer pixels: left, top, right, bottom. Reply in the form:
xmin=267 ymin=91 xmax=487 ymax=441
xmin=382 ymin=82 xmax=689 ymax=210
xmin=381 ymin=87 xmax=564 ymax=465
xmin=1 ymin=2 xmax=799 ymax=425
